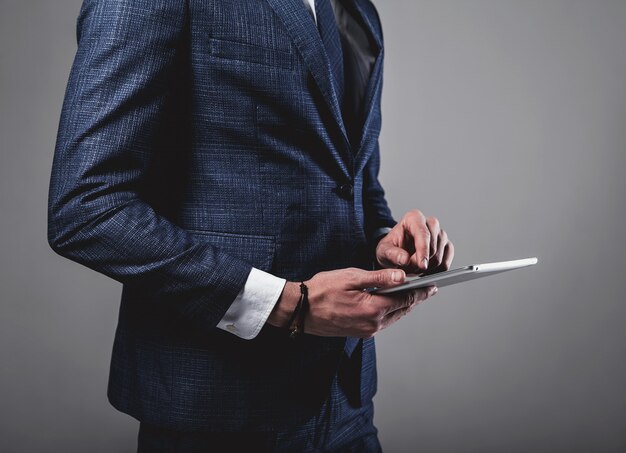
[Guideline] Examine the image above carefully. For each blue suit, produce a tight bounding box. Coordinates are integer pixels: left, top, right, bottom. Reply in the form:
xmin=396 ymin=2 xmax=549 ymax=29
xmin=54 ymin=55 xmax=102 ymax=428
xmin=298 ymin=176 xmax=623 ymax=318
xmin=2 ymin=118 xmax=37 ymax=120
xmin=48 ymin=0 xmax=396 ymax=432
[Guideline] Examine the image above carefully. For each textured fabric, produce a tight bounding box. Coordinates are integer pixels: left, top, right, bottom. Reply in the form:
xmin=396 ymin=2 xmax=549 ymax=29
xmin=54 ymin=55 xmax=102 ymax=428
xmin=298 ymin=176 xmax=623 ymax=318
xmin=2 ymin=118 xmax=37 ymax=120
xmin=137 ymin=375 xmax=382 ymax=453
xmin=48 ymin=0 xmax=396 ymax=431
xmin=334 ymin=0 xmax=378 ymax=148
xmin=316 ymin=0 xmax=345 ymax=108
xmin=220 ymin=0 xmax=380 ymax=341
xmin=217 ymin=268 xmax=286 ymax=340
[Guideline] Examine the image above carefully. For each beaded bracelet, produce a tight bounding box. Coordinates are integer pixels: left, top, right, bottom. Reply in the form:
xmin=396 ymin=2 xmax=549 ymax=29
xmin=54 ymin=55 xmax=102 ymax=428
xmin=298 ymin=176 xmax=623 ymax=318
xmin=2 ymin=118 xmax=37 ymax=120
xmin=287 ymin=282 xmax=309 ymax=339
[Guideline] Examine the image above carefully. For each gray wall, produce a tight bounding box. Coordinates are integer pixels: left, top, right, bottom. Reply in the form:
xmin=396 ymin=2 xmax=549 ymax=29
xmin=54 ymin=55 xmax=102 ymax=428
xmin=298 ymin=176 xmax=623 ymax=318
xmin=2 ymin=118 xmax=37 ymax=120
xmin=1 ymin=0 xmax=625 ymax=451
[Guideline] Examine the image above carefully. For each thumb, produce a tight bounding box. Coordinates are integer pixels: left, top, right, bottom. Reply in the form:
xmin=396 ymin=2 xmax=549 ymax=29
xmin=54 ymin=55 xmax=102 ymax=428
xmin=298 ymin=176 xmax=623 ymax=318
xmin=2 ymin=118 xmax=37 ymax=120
xmin=349 ymin=268 xmax=406 ymax=289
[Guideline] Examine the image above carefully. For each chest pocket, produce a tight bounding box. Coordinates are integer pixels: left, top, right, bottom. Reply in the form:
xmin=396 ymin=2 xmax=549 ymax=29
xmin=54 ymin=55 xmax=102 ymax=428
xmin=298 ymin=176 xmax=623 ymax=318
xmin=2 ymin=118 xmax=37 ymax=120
xmin=207 ymin=0 xmax=295 ymax=70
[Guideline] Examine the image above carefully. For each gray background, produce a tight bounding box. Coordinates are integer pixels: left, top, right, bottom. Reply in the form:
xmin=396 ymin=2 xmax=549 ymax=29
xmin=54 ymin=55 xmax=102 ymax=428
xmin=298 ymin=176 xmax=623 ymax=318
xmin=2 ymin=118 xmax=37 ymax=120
xmin=1 ymin=0 xmax=625 ymax=451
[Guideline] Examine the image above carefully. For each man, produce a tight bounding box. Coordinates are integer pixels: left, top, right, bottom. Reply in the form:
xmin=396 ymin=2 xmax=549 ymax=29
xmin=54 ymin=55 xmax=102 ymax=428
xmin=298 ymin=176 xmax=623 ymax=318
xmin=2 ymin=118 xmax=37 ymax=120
xmin=48 ymin=0 xmax=454 ymax=450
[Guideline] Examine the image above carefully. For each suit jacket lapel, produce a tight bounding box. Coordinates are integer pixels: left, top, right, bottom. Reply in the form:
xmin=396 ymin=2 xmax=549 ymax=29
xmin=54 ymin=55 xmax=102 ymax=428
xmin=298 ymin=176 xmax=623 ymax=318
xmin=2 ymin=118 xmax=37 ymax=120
xmin=265 ymin=0 xmax=386 ymax=178
xmin=265 ymin=0 xmax=352 ymax=177
xmin=350 ymin=0 xmax=384 ymax=172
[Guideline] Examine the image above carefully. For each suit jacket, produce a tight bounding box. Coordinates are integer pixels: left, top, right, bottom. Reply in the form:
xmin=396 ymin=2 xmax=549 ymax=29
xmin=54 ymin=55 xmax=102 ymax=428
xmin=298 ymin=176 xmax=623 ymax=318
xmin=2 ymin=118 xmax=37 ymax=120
xmin=47 ymin=0 xmax=396 ymax=432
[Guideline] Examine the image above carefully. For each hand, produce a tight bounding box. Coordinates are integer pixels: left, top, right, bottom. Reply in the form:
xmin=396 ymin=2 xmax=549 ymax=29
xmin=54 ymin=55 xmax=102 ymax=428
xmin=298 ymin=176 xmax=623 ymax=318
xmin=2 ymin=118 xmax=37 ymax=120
xmin=267 ymin=267 xmax=438 ymax=338
xmin=376 ymin=209 xmax=454 ymax=274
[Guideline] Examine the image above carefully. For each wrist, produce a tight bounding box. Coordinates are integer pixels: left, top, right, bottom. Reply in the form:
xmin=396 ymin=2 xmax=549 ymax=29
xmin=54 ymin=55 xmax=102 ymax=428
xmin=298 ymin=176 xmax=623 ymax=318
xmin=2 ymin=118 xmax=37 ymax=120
xmin=266 ymin=281 xmax=300 ymax=328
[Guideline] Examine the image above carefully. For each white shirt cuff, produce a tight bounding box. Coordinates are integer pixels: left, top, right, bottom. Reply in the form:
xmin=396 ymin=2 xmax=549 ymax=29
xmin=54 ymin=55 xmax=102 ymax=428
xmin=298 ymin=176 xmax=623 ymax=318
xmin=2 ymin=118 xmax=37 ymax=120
xmin=372 ymin=226 xmax=392 ymax=242
xmin=217 ymin=267 xmax=286 ymax=340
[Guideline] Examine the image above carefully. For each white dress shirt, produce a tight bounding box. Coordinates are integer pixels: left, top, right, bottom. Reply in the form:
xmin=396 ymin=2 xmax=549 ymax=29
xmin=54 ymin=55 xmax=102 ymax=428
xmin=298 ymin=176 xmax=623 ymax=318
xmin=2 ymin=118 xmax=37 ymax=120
xmin=305 ymin=0 xmax=317 ymax=22
xmin=217 ymin=0 xmax=390 ymax=339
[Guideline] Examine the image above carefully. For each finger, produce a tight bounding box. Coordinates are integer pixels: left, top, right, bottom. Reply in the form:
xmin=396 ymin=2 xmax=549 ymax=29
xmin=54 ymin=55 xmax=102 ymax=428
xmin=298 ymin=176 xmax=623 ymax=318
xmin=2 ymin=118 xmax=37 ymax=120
xmin=376 ymin=285 xmax=437 ymax=315
xmin=403 ymin=214 xmax=430 ymax=272
xmin=432 ymin=229 xmax=448 ymax=268
xmin=425 ymin=217 xmax=441 ymax=259
xmin=348 ymin=268 xmax=406 ymax=290
xmin=379 ymin=305 xmax=413 ymax=331
xmin=380 ymin=286 xmax=438 ymax=327
xmin=441 ymin=240 xmax=455 ymax=271
xmin=377 ymin=243 xmax=410 ymax=268
xmin=428 ymin=240 xmax=454 ymax=274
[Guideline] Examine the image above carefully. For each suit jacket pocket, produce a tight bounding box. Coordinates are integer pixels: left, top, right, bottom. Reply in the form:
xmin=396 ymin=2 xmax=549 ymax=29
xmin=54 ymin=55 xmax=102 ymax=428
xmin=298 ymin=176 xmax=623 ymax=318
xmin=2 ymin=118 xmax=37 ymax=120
xmin=208 ymin=37 xmax=294 ymax=70
xmin=186 ymin=229 xmax=276 ymax=273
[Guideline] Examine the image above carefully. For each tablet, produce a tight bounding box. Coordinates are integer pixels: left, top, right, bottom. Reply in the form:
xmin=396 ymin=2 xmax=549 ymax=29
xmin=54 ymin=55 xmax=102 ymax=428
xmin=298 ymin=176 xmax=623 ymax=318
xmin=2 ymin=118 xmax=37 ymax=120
xmin=368 ymin=257 xmax=538 ymax=295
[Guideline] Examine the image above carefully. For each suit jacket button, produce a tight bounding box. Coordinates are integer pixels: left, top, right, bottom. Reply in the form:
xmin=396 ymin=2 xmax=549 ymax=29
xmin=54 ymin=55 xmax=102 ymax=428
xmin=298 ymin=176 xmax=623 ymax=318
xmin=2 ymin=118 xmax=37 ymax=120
xmin=338 ymin=183 xmax=354 ymax=200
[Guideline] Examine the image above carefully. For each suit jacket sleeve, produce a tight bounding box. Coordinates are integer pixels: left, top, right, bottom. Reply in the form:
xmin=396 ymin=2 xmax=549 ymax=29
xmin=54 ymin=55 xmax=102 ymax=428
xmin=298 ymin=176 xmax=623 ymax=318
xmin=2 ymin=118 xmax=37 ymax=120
xmin=47 ymin=0 xmax=252 ymax=329
xmin=362 ymin=138 xmax=397 ymax=243
xmin=360 ymin=3 xmax=396 ymax=244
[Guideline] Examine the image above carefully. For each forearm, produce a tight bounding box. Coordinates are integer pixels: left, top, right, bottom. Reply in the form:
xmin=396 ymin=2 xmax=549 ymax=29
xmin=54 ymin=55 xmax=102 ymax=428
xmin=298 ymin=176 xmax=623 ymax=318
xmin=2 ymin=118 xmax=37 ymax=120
xmin=266 ymin=281 xmax=300 ymax=329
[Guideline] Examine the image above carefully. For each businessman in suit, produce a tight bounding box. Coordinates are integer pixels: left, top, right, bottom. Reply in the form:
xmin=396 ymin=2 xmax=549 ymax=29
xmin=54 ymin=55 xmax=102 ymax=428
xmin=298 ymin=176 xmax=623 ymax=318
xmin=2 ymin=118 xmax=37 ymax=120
xmin=48 ymin=0 xmax=454 ymax=450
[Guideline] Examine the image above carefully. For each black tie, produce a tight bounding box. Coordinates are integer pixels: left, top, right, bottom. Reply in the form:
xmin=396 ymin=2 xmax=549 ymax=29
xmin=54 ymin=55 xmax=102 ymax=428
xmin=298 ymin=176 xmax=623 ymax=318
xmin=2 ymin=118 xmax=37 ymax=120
xmin=315 ymin=0 xmax=344 ymax=107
